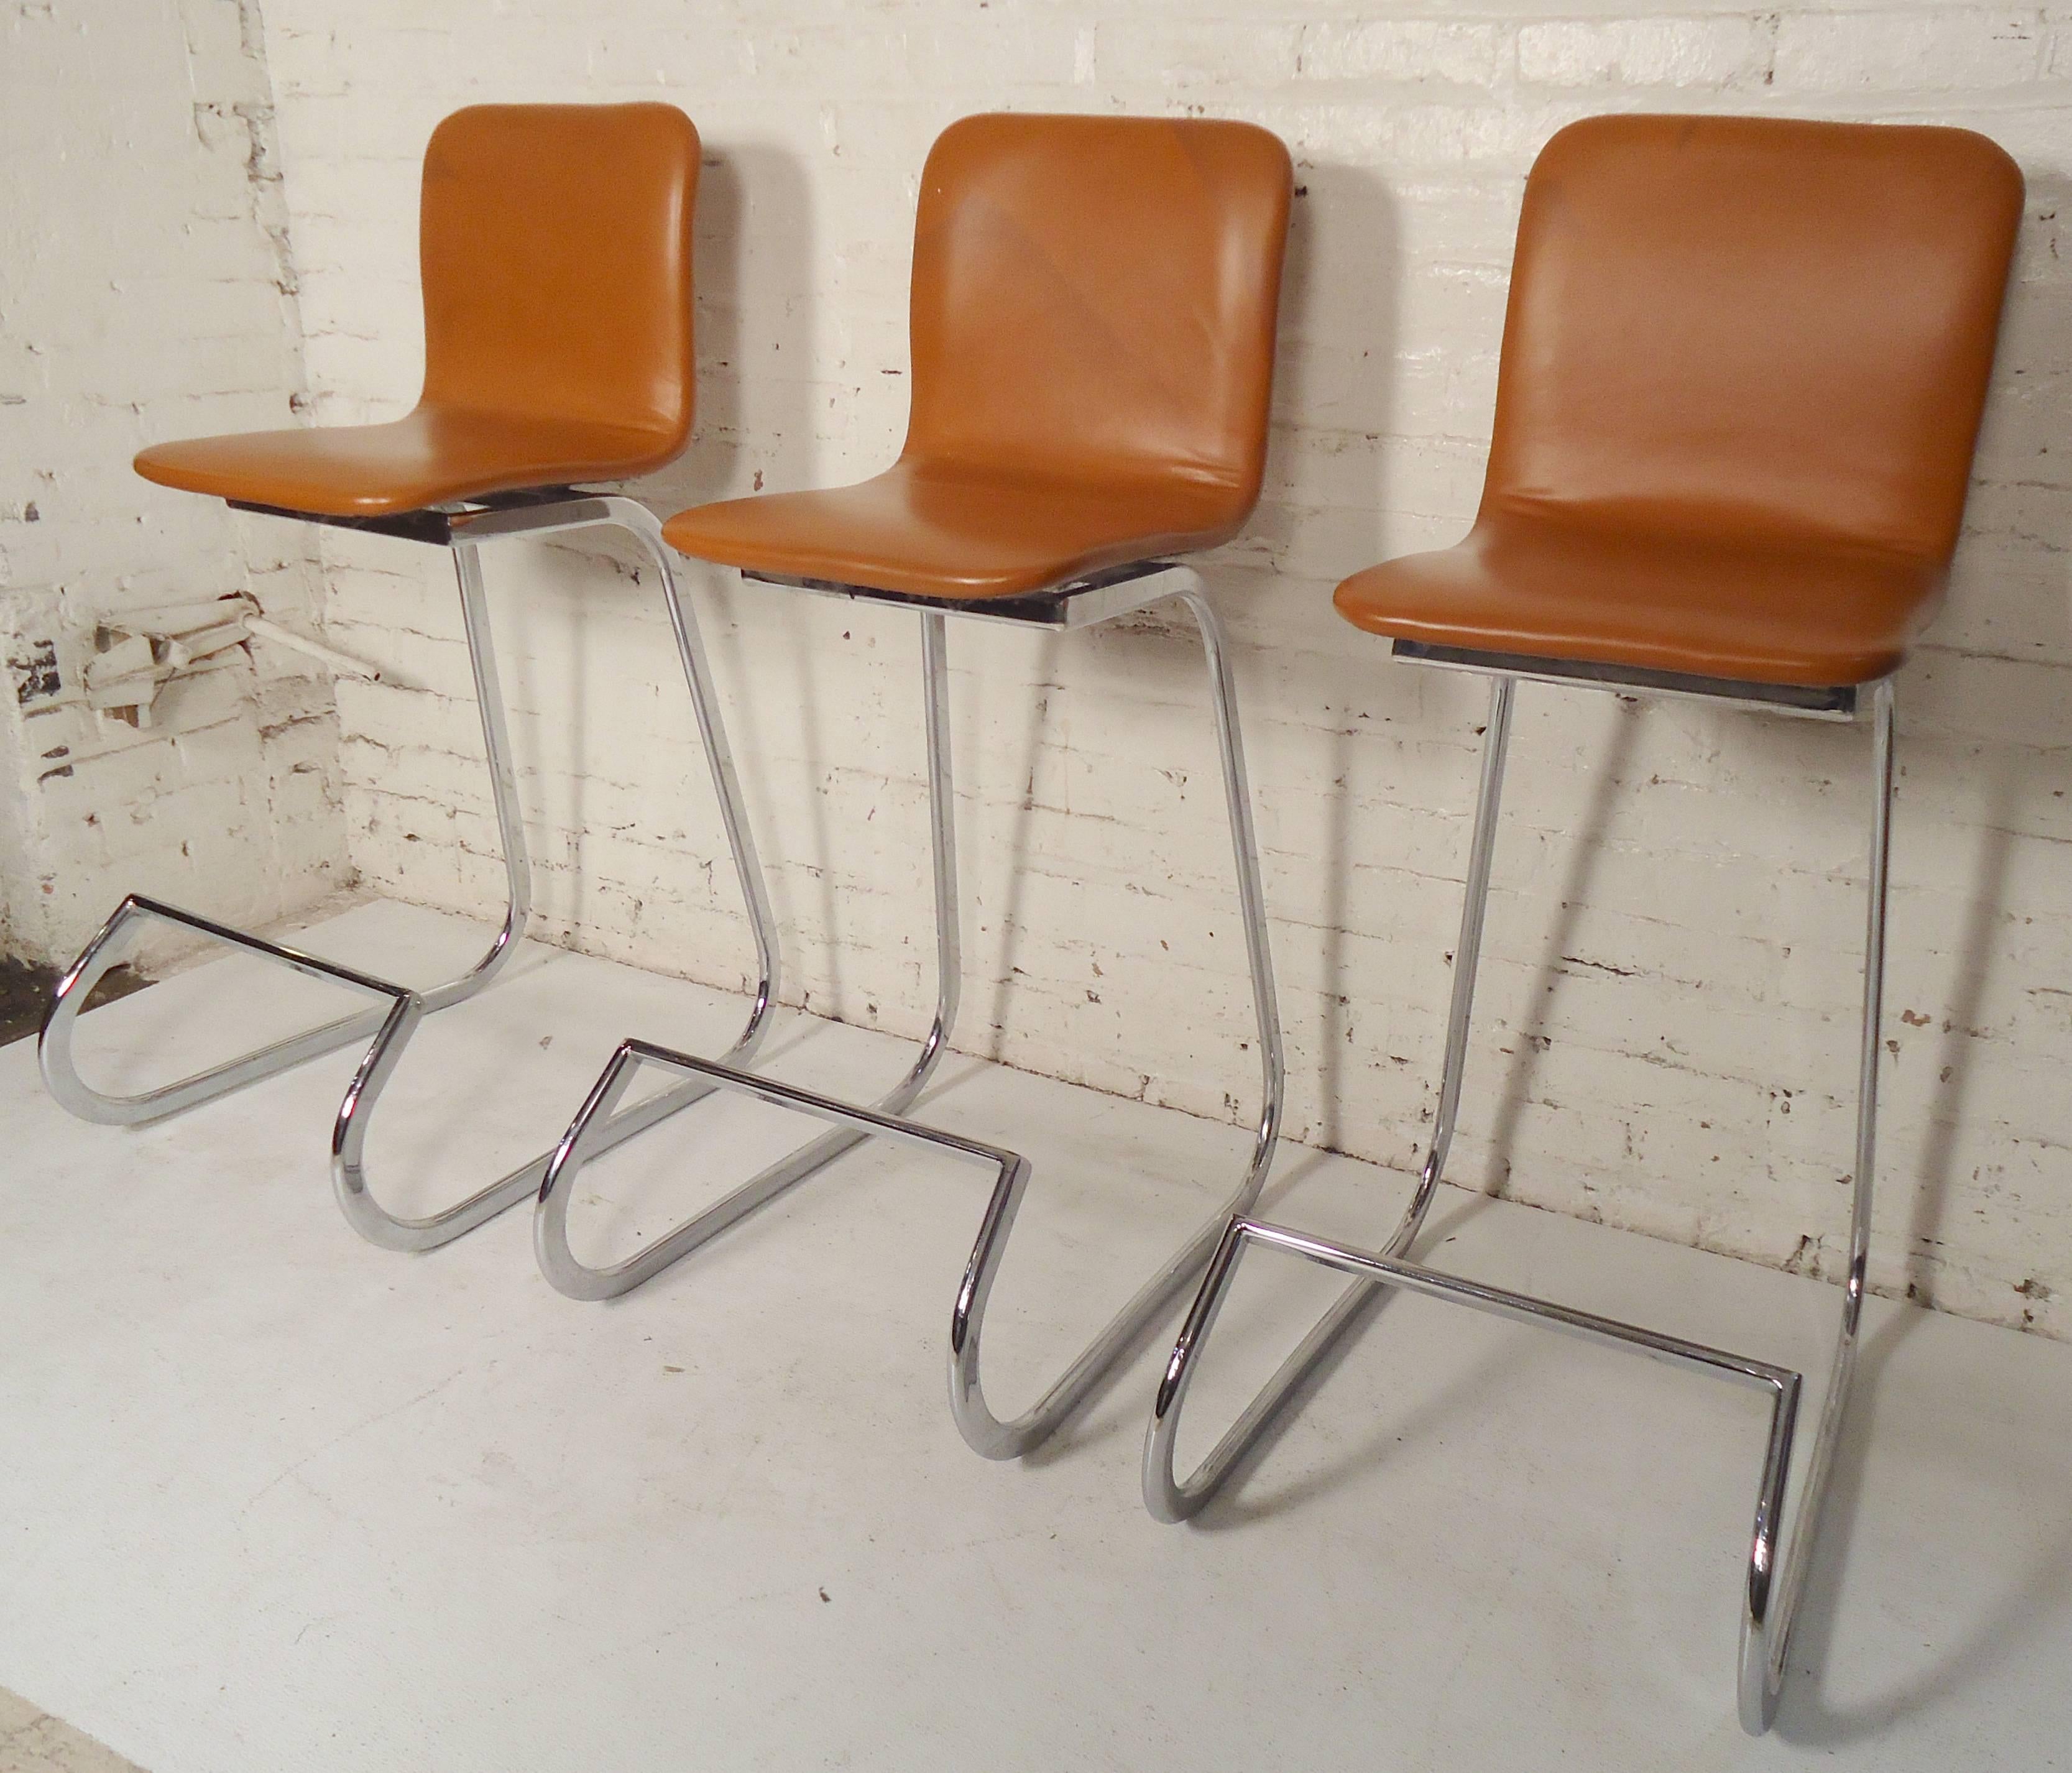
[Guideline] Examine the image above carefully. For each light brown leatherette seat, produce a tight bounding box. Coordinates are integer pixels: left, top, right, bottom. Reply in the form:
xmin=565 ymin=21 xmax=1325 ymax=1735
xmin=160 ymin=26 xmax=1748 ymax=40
xmin=1335 ymin=114 xmax=2024 ymax=687
xmin=663 ymin=113 xmax=1293 ymax=598
xmin=134 ymin=103 xmax=700 ymax=517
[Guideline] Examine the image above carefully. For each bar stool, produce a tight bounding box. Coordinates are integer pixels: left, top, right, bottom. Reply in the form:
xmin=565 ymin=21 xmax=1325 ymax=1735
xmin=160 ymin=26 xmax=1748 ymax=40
xmin=533 ymin=113 xmax=1293 ymax=1461
xmin=1140 ymin=114 xmax=2023 ymax=1732
xmin=43 ymin=103 xmax=780 ymax=1252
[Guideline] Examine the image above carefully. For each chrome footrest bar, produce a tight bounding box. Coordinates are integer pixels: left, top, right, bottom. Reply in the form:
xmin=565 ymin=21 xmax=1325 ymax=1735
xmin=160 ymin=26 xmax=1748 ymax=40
xmin=533 ymin=605 xmax=963 ymax=1299
xmin=1144 ymin=1214 xmax=1805 ymax=1733
xmin=533 ymin=1034 xmax=1249 ymax=1462
xmin=534 ymin=1038 xmax=1021 ymax=1312
xmin=39 ymin=891 xmax=420 ymax=1125
xmin=532 ymin=1016 xmax=948 ymax=1299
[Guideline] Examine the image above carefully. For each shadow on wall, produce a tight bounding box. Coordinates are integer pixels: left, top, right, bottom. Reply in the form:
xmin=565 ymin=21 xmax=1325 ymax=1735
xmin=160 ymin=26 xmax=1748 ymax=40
xmin=668 ymin=145 xmax=840 ymax=1010
xmin=974 ymin=159 xmax=1407 ymax=1111
xmin=969 ymin=165 xmax=1409 ymax=1077
xmin=0 ymin=956 xmax=147 ymax=1047
xmin=505 ymin=143 xmax=817 ymax=992
xmin=966 ymin=160 xmax=1405 ymax=1103
xmin=976 ymin=615 xmax=1064 ymax=1065
xmin=1296 ymin=163 xmax=1402 ymax=1163
xmin=1477 ymin=696 xmax=1642 ymax=1196
xmin=1897 ymin=169 xmax=2072 ymax=1322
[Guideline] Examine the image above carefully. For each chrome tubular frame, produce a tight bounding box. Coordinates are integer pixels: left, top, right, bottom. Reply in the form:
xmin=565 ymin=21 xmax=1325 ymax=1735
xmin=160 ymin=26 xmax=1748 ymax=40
xmin=533 ymin=606 xmax=962 ymax=1295
xmin=1142 ymin=659 xmax=1896 ymax=1736
xmin=1144 ymin=673 xmax=1517 ymax=1521
xmin=536 ymin=563 xmax=1286 ymax=1464
xmin=44 ymin=492 xmax=781 ymax=1255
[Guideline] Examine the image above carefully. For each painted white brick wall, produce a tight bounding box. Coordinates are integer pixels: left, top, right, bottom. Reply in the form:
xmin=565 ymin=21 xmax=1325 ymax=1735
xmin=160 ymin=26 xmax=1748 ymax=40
xmin=253 ymin=2 xmax=2072 ymax=1339
xmin=0 ymin=0 xmax=352 ymax=969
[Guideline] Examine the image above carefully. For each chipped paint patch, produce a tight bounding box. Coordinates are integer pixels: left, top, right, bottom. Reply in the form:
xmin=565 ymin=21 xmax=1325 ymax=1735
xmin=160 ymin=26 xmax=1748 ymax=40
xmin=11 ymin=641 xmax=58 ymax=705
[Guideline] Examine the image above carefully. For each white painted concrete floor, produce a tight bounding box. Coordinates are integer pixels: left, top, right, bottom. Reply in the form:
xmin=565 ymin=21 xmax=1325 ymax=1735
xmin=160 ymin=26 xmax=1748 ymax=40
xmin=2 ymin=901 xmax=2068 ymax=1772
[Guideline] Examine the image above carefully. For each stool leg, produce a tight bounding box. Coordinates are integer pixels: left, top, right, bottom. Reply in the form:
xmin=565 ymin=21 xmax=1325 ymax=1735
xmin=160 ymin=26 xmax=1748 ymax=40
xmin=890 ymin=607 xmax=963 ymax=1110
xmin=946 ymin=580 xmax=1286 ymax=1457
xmin=1738 ymin=673 xmax=1894 ymax=1731
xmin=1144 ymin=673 xmax=1513 ymax=1519
xmin=643 ymin=501 xmax=783 ymax=1046
xmin=438 ymin=538 xmax=533 ymax=1000
xmin=332 ymin=503 xmax=783 ymax=1250
xmin=39 ymin=540 xmax=535 ymax=1125
xmin=532 ymin=606 xmax=962 ymax=1296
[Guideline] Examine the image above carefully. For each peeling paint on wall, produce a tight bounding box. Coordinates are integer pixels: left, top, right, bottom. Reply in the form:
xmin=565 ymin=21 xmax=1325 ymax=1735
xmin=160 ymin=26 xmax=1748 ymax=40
xmin=10 ymin=642 xmax=58 ymax=706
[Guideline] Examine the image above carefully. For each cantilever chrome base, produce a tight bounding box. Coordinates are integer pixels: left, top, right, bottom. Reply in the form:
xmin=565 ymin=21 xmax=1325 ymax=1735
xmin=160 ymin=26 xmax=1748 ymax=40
xmin=42 ymin=492 xmax=781 ymax=1255
xmin=1147 ymin=1217 xmax=1809 ymax=1733
xmin=537 ymin=564 xmax=1285 ymax=1463
xmin=1145 ymin=663 xmax=1897 ymax=1736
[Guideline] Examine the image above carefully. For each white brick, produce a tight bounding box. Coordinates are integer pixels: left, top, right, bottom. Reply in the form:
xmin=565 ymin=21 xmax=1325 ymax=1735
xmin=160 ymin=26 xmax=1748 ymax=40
xmin=1772 ymin=8 xmax=2045 ymax=91
xmin=1090 ymin=18 xmax=1305 ymax=90
xmin=1300 ymin=19 xmax=1511 ymax=87
xmin=1517 ymin=15 xmax=1775 ymax=87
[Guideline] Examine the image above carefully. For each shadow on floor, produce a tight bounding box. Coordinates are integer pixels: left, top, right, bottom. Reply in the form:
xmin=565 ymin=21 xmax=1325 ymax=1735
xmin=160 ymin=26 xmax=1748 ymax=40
xmin=0 ymin=957 xmax=146 ymax=1048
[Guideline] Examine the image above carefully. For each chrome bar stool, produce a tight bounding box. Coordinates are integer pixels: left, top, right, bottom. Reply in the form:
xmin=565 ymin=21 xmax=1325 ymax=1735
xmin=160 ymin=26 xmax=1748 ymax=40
xmin=44 ymin=103 xmax=780 ymax=1251
xmin=535 ymin=113 xmax=1293 ymax=1461
xmin=1140 ymin=114 xmax=2023 ymax=1733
